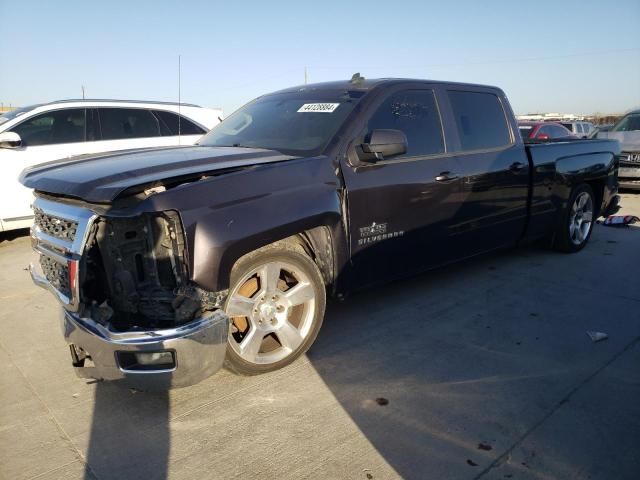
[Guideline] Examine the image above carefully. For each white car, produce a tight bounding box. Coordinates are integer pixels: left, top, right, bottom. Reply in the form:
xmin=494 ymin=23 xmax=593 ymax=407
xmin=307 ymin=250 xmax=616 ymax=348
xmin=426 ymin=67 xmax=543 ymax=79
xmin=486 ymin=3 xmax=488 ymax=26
xmin=0 ymin=100 xmax=222 ymax=231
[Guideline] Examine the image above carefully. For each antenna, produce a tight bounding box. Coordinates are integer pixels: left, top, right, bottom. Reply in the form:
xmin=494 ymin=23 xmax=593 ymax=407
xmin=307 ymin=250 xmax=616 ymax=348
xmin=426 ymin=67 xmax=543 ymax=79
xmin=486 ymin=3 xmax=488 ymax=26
xmin=81 ymin=85 xmax=85 ymax=99
xmin=178 ymin=55 xmax=182 ymax=145
xmin=304 ymin=66 xmax=308 ymax=85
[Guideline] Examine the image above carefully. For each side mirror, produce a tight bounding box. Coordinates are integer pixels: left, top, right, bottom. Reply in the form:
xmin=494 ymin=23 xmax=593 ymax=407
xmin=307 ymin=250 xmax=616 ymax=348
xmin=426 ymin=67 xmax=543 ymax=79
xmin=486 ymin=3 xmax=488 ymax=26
xmin=536 ymin=133 xmax=550 ymax=141
xmin=0 ymin=131 xmax=22 ymax=149
xmin=357 ymin=129 xmax=407 ymax=162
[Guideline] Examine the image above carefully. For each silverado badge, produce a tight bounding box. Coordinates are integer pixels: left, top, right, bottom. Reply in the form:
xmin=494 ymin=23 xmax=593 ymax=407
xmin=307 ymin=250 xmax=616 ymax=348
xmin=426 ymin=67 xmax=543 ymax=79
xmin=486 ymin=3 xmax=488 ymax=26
xmin=358 ymin=222 xmax=404 ymax=246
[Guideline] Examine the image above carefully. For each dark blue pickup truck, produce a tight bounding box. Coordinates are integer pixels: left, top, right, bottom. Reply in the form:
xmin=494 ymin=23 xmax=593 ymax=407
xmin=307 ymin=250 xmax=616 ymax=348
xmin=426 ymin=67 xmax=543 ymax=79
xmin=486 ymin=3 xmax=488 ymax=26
xmin=21 ymin=76 xmax=620 ymax=388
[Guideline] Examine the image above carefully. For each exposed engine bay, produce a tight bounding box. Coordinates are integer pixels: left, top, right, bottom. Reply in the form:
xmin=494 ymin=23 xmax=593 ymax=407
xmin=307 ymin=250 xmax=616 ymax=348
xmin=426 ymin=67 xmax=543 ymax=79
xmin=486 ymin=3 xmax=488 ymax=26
xmin=81 ymin=211 xmax=226 ymax=331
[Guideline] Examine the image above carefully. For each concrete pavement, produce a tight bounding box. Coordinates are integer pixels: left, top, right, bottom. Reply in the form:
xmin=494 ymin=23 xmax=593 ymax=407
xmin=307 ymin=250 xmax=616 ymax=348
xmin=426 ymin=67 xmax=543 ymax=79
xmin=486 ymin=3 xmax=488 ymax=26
xmin=1 ymin=194 xmax=639 ymax=480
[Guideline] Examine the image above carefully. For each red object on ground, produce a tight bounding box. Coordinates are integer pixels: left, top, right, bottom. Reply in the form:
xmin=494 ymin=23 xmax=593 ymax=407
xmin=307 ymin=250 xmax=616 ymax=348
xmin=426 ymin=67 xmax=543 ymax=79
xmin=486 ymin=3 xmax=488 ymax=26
xmin=602 ymin=215 xmax=640 ymax=226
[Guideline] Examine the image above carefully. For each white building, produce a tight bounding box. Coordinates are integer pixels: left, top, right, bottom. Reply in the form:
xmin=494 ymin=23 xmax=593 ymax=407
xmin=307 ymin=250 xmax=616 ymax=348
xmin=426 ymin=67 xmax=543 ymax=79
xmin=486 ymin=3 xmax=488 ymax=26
xmin=517 ymin=113 xmax=585 ymax=121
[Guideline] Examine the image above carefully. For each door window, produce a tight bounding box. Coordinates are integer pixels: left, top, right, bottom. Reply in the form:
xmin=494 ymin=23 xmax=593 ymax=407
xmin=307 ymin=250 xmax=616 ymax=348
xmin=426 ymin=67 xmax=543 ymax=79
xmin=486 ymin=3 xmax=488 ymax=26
xmin=447 ymin=91 xmax=511 ymax=151
xmin=10 ymin=109 xmax=86 ymax=146
xmin=366 ymin=90 xmax=444 ymax=158
xmin=98 ymin=108 xmax=161 ymax=140
xmin=152 ymin=110 xmax=206 ymax=136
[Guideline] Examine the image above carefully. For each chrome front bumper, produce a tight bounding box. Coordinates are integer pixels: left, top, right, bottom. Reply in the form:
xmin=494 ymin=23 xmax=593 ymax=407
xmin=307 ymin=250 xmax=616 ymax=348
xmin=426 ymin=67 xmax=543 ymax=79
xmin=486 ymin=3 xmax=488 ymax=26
xmin=619 ymin=165 xmax=640 ymax=179
xmin=619 ymin=164 xmax=640 ymax=189
xmin=60 ymin=309 xmax=229 ymax=390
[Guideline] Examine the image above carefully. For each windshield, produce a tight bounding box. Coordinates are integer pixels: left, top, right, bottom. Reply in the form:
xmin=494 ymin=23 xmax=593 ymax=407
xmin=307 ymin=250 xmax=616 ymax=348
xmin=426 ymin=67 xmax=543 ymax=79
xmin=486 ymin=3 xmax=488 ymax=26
xmin=612 ymin=113 xmax=640 ymax=132
xmin=0 ymin=105 xmax=39 ymax=127
xmin=198 ymin=93 xmax=360 ymax=156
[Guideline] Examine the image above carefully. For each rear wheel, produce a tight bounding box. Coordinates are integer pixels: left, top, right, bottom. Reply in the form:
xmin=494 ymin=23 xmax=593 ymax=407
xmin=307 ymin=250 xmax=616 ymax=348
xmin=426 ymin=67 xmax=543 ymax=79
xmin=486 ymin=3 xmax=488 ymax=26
xmin=552 ymin=183 xmax=595 ymax=252
xmin=224 ymin=243 xmax=326 ymax=375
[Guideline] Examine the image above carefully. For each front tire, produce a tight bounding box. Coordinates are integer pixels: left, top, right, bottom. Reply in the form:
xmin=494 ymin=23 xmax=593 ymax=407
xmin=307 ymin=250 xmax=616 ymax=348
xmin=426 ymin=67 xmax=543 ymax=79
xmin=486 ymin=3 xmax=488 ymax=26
xmin=552 ymin=183 xmax=595 ymax=253
xmin=223 ymin=242 xmax=326 ymax=375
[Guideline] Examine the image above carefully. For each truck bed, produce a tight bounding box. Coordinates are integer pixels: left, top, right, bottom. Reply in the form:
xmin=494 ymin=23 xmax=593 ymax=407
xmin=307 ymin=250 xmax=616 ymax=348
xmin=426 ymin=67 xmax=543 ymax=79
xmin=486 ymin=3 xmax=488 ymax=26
xmin=524 ymin=138 xmax=620 ymax=239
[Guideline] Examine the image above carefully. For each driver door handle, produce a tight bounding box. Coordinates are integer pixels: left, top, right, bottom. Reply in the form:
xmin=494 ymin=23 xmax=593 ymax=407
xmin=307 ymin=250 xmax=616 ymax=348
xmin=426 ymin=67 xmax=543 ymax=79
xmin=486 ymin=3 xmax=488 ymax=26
xmin=509 ymin=161 xmax=525 ymax=172
xmin=435 ymin=172 xmax=459 ymax=182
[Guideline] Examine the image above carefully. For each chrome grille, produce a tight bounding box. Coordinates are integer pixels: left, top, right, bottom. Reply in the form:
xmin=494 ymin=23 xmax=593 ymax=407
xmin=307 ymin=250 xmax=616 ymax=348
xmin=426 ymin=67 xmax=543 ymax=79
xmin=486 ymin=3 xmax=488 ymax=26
xmin=40 ymin=255 xmax=70 ymax=298
xmin=34 ymin=208 xmax=78 ymax=242
xmin=29 ymin=197 xmax=96 ymax=311
xmin=621 ymin=151 xmax=640 ymax=164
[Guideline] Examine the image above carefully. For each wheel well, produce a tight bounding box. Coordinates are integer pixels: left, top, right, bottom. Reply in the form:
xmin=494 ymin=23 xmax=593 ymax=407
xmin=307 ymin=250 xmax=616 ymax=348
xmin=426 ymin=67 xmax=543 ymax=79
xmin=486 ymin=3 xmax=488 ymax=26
xmin=230 ymin=227 xmax=335 ymax=288
xmin=586 ymin=180 xmax=604 ymax=216
xmin=293 ymin=227 xmax=335 ymax=287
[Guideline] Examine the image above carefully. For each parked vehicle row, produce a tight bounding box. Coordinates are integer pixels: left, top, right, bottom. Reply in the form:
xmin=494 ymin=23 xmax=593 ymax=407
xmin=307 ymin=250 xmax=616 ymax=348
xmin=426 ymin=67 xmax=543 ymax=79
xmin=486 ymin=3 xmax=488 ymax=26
xmin=0 ymin=100 xmax=222 ymax=231
xmin=517 ymin=110 xmax=640 ymax=190
xmin=21 ymin=77 xmax=621 ymax=389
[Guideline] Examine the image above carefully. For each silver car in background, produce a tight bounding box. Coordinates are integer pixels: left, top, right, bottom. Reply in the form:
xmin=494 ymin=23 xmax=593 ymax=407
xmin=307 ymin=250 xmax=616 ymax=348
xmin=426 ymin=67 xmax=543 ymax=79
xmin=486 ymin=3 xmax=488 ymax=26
xmin=598 ymin=109 xmax=640 ymax=190
xmin=560 ymin=121 xmax=595 ymax=138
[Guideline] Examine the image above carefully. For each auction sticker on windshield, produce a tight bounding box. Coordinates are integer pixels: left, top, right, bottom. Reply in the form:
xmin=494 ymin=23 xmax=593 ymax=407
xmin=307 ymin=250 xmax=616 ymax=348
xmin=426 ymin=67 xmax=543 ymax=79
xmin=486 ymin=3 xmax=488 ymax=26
xmin=297 ymin=103 xmax=340 ymax=113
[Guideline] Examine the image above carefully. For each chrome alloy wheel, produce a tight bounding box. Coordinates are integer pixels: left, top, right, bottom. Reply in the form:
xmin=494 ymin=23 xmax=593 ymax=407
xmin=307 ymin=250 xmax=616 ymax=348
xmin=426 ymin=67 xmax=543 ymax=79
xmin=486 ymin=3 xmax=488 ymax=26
xmin=569 ymin=191 xmax=593 ymax=246
xmin=226 ymin=261 xmax=316 ymax=365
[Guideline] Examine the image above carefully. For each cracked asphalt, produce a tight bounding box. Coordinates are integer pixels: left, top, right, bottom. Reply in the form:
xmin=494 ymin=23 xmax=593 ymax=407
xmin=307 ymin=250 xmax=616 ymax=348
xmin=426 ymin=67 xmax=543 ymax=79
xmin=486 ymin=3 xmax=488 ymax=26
xmin=1 ymin=194 xmax=639 ymax=480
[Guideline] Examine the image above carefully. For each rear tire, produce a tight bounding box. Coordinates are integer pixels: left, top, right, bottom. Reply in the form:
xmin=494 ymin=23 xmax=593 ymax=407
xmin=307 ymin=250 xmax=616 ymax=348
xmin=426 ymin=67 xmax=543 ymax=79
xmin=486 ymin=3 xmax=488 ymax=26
xmin=223 ymin=242 xmax=326 ymax=375
xmin=551 ymin=183 xmax=595 ymax=253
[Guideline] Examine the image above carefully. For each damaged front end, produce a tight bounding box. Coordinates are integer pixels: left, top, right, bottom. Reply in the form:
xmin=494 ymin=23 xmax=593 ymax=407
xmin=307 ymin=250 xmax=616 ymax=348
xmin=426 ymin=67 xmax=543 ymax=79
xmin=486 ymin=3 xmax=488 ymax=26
xmin=29 ymin=196 xmax=229 ymax=389
xmin=85 ymin=209 xmax=226 ymax=327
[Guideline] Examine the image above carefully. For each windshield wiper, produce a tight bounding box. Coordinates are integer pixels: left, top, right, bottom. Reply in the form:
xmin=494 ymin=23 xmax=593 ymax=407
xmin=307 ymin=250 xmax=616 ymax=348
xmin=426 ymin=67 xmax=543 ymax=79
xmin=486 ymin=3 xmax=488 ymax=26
xmin=209 ymin=144 xmax=286 ymax=155
xmin=213 ymin=144 xmax=256 ymax=148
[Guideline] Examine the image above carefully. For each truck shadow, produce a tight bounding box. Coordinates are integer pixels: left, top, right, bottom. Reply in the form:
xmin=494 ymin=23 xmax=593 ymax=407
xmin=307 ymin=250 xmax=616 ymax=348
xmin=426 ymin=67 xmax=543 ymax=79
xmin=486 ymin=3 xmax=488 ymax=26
xmin=304 ymin=247 xmax=586 ymax=479
xmin=0 ymin=227 xmax=29 ymax=244
xmin=308 ymin=259 xmax=510 ymax=478
xmin=83 ymin=382 xmax=170 ymax=480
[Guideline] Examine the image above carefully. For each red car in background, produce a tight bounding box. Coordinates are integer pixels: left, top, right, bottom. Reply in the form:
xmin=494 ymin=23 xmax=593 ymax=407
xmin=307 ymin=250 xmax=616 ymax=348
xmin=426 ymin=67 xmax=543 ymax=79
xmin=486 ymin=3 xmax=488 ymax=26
xmin=519 ymin=121 xmax=578 ymax=141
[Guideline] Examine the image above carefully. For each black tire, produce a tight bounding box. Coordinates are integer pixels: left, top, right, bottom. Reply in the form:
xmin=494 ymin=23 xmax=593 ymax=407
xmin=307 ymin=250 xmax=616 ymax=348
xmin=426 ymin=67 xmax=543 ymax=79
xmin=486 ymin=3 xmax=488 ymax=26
xmin=551 ymin=183 xmax=596 ymax=253
xmin=223 ymin=241 xmax=326 ymax=375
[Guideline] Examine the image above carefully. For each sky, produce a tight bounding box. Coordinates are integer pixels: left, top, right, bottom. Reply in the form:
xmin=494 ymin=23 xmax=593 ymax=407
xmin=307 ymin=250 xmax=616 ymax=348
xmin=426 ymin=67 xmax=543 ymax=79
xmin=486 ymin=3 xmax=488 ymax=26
xmin=1 ymin=0 xmax=639 ymax=116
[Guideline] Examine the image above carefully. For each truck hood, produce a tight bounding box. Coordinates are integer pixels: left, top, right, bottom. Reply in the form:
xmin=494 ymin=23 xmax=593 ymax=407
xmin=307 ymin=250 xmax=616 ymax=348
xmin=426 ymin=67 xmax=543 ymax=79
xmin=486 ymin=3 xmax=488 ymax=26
xmin=20 ymin=145 xmax=297 ymax=203
xmin=597 ymin=131 xmax=640 ymax=152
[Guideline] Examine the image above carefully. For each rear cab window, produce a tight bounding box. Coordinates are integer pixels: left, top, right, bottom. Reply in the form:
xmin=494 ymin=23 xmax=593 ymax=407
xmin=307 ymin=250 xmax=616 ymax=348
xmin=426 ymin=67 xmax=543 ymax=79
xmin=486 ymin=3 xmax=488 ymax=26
xmin=446 ymin=90 xmax=512 ymax=151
